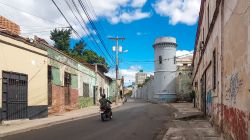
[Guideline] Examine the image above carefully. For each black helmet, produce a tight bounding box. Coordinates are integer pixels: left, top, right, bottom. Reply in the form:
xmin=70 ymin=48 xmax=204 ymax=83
xmin=101 ymin=93 xmax=106 ymax=98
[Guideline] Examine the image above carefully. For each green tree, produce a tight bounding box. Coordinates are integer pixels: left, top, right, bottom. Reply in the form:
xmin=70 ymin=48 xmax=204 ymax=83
xmin=72 ymin=41 xmax=86 ymax=56
xmin=137 ymin=84 xmax=143 ymax=88
xmin=82 ymin=50 xmax=105 ymax=64
xmin=50 ymin=28 xmax=108 ymax=67
xmin=144 ymin=77 xmax=150 ymax=83
xmin=50 ymin=28 xmax=71 ymax=52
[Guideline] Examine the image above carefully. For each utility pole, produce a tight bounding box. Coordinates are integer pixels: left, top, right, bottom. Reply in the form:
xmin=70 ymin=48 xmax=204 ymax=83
xmin=109 ymin=36 xmax=125 ymax=103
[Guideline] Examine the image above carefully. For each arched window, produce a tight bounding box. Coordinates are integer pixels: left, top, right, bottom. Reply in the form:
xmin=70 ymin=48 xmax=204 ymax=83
xmin=159 ymin=56 xmax=162 ymax=64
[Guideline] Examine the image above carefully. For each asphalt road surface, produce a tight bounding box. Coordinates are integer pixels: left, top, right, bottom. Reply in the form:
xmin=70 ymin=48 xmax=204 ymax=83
xmin=2 ymin=99 xmax=176 ymax=140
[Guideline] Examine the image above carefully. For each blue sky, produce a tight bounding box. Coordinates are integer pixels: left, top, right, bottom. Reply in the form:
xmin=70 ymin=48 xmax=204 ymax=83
xmin=70 ymin=0 xmax=200 ymax=85
xmin=73 ymin=12 xmax=198 ymax=71
xmin=0 ymin=0 xmax=201 ymax=85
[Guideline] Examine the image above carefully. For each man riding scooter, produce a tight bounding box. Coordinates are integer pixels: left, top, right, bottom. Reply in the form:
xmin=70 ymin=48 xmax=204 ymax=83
xmin=99 ymin=94 xmax=112 ymax=121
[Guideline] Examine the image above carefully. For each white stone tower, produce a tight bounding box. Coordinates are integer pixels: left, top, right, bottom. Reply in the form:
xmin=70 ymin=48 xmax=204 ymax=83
xmin=153 ymin=37 xmax=177 ymax=102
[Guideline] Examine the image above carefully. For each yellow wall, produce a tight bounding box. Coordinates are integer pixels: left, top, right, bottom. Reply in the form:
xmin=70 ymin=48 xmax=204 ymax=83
xmin=0 ymin=34 xmax=48 ymax=108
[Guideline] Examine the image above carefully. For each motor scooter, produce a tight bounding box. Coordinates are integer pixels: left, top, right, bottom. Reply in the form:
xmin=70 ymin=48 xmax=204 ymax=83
xmin=100 ymin=103 xmax=112 ymax=121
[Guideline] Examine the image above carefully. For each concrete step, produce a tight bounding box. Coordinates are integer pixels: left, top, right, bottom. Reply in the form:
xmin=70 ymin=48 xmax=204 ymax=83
xmin=175 ymin=111 xmax=204 ymax=120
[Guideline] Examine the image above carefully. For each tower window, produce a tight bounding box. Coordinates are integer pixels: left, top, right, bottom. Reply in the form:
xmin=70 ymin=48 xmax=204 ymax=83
xmin=159 ymin=56 xmax=162 ymax=64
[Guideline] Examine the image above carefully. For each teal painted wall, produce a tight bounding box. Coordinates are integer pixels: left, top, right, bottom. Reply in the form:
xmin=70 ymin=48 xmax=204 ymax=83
xmin=71 ymin=74 xmax=78 ymax=89
xmin=78 ymin=64 xmax=95 ymax=78
xmin=51 ymin=67 xmax=61 ymax=85
xmin=47 ymin=48 xmax=78 ymax=69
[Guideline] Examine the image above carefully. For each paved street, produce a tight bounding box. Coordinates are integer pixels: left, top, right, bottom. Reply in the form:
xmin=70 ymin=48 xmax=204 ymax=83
xmin=1 ymin=100 xmax=176 ymax=140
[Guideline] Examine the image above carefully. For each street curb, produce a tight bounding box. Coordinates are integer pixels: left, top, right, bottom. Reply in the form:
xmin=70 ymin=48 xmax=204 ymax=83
xmin=174 ymin=112 xmax=204 ymax=121
xmin=0 ymin=104 xmax=122 ymax=138
xmin=0 ymin=113 xmax=99 ymax=138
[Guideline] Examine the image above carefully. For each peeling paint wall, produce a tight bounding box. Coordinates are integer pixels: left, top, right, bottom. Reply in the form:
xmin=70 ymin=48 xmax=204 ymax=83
xmin=95 ymin=71 xmax=114 ymax=103
xmin=47 ymin=48 xmax=78 ymax=70
xmin=46 ymin=48 xmax=79 ymax=113
xmin=77 ymin=64 xmax=96 ymax=98
xmin=36 ymin=41 xmax=114 ymax=112
xmin=192 ymin=0 xmax=250 ymax=139
xmin=222 ymin=0 xmax=250 ymax=139
xmin=193 ymin=0 xmax=222 ymax=113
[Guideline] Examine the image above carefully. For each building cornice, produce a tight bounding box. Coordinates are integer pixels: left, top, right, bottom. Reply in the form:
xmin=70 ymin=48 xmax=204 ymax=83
xmin=153 ymin=42 xmax=177 ymax=48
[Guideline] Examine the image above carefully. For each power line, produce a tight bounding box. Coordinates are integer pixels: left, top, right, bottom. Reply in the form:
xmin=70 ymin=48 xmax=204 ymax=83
xmin=79 ymin=0 xmax=115 ymax=63
xmin=20 ymin=26 xmax=69 ymax=29
xmin=21 ymin=26 xmax=69 ymax=33
xmin=52 ymin=0 xmax=114 ymax=66
xmin=64 ymin=0 xmax=96 ymax=52
xmin=20 ymin=25 xmax=70 ymax=35
xmin=53 ymin=0 xmax=96 ymax=57
xmin=122 ymin=52 xmax=193 ymax=63
xmin=51 ymin=0 xmax=81 ymax=38
xmin=0 ymin=1 xmax=66 ymax=26
xmin=84 ymin=0 xmax=107 ymax=35
xmin=70 ymin=0 xmax=111 ymax=63
xmin=78 ymin=0 xmax=115 ymax=64
xmin=22 ymin=30 xmax=52 ymax=34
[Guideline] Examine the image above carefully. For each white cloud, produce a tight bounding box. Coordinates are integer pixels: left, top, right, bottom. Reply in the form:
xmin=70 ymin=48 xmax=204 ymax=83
xmin=128 ymin=65 xmax=143 ymax=71
xmin=86 ymin=0 xmax=150 ymax=24
xmin=153 ymin=0 xmax=201 ymax=25
xmin=131 ymin=0 xmax=147 ymax=8
xmin=176 ymin=50 xmax=193 ymax=57
xmin=0 ymin=0 xmax=149 ymax=43
xmin=110 ymin=9 xmax=150 ymax=24
xmin=0 ymin=0 xmax=90 ymax=42
xmin=106 ymin=65 xmax=153 ymax=86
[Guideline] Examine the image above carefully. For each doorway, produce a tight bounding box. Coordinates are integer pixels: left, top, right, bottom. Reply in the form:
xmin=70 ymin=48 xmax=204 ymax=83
xmin=2 ymin=71 xmax=28 ymax=120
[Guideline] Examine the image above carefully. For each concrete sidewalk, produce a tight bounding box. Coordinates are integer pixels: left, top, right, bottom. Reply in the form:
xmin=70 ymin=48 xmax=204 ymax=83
xmin=0 ymin=103 xmax=122 ymax=137
xmin=163 ymin=103 xmax=223 ymax=140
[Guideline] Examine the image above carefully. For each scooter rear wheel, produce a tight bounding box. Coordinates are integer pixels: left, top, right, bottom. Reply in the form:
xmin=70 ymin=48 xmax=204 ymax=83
xmin=101 ymin=114 xmax=105 ymax=121
xmin=109 ymin=111 xmax=113 ymax=120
